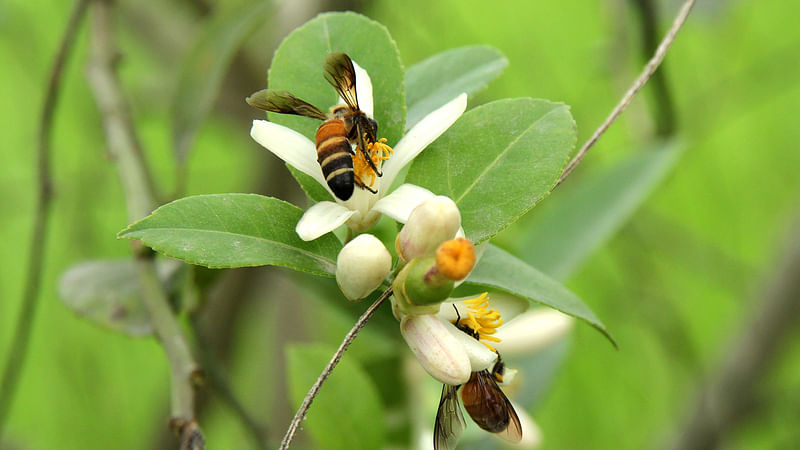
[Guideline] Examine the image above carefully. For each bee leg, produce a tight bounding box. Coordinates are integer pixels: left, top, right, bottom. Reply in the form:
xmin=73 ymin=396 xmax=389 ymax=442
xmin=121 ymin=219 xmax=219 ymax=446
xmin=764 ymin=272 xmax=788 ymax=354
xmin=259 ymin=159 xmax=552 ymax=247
xmin=361 ymin=145 xmax=384 ymax=177
xmin=354 ymin=174 xmax=378 ymax=194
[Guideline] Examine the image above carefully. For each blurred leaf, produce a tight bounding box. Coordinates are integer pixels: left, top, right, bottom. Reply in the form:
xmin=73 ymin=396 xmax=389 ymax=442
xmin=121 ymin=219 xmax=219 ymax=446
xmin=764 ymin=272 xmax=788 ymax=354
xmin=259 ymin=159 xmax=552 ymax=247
xmin=464 ymin=245 xmax=615 ymax=347
xmin=58 ymin=259 xmax=180 ymax=336
xmin=407 ymin=98 xmax=576 ymax=243
xmin=266 ymin=12 xmax=405 ymax=201
xmin=521 ymin=141 xmax=682 ymax=279
xmin=171 ymin=1 xmax=272 ymax=162
xmin=405 ymin=45 xmax=508 ymax=130
xmin=118 ymin=194 xmax=340 ymax=276
xmin=287 ymin=343 xmax=385 ymax=450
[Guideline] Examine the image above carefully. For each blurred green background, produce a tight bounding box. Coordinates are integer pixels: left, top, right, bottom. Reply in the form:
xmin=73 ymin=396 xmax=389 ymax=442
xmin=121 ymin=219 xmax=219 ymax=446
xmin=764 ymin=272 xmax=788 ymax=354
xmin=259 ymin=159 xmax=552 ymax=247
xmin=2 ymin=0 xmax=799 ymax=449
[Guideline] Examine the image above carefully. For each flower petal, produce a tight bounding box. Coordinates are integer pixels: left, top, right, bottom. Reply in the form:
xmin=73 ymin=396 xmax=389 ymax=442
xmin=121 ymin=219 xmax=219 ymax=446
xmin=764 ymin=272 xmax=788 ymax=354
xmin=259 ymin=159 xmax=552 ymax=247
xmin=352 ymin=60 xmax=373 ymax=117
xmin=443 ymin=320 xmax=497 ymax=372
xmin=250 ymin=120 xmax=328 ymax=190
xmin=492 ymin=309 xmax=574 ymax=357
xmin=371 ymin=184 xmax=435 ymax=223
xmin=295 ymin=201 xmax=355 ymax=241
xmin=381 ymin=93 xmax=467 ymax=190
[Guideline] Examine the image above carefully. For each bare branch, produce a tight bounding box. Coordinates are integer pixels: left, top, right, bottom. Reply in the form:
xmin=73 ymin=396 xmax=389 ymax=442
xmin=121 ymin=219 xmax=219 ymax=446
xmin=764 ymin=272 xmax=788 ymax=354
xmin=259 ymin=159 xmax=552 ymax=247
xmin=0 ymin=0 xmax=90 ymax=437
xmin=279 ymin=288 xmax=393 ymax=449
xmin=557 ymin=0 xmax=696 ymax=187
xmin=86 ymin=0 xmax=203 ymax=447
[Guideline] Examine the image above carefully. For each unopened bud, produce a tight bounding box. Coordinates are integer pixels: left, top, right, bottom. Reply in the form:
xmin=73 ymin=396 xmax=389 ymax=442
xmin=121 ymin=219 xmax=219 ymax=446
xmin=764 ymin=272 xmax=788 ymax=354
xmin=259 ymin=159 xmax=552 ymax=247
xmin=392 ymin=257 xmax=454 ymax=315
xmin=396 ymin=196 xmax=461 ymax=263
xmin=335 ymin=234 xmax=392 ymax=301
xmin=400 ymin=314 xmax=471 ymax=385
xmin=436 ymin=238 xmax=475 ymax=280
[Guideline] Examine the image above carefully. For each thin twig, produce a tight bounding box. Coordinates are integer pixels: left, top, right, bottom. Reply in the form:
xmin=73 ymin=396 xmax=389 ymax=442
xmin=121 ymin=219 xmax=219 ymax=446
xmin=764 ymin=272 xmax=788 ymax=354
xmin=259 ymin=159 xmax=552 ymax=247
xmin=86 ymin=0 xmax=203 ymax=447
xmin=666 ymin=214 xmax=800 ymax=450
xmin=0 ymin=0 xmax=90 ymax=438
xmin=556 ymin=0 xmax=695 ymax=186
xmin=279 ymin=288 xmax=393 ymax=449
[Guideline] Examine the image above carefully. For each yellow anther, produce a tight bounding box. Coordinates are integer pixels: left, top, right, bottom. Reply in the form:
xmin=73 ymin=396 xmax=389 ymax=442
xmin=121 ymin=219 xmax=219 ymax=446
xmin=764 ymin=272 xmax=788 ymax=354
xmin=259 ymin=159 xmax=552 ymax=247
xmin=352 ymin=136 xmax=394 ymax=188
xmin=456 ymin=292 xmax=503 ymax=351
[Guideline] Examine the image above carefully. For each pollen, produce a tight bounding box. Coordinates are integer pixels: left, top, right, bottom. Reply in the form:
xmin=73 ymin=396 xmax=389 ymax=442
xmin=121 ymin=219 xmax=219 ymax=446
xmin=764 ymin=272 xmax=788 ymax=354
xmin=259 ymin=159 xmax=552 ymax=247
xmin=436 ymin=238 xmax=475 ymax=280
xmin=458 ymin=292 xmax=503 ymax=351
xmin=353 ymin=135 xmax=393 ymax=188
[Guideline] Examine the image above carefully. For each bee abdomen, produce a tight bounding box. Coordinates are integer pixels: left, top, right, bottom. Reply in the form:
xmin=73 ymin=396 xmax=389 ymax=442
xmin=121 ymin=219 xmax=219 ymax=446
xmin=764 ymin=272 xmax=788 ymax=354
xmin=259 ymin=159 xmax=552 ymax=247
xmin=315 ymin=120 xmax=354 ymax=201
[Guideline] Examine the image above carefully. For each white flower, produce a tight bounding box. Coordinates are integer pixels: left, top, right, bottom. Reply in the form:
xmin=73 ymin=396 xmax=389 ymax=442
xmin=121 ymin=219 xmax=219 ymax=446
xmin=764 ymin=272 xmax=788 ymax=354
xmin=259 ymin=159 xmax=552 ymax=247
xmin=335 ymin=234 xmax=392 ymax=301
xmin=250 ymin=58 xmax=467 ymax=240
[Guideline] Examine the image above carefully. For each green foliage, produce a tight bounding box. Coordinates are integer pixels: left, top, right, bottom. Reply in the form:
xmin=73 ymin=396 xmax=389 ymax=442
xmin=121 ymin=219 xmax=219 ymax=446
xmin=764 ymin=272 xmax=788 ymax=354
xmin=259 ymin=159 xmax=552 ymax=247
xmin=266 ymin=12 xmax=405 ymax=201
xmin=464 ymin=245 xmax=615 ymax=347
xmin=286 ymin=343 xmax=386 ymax=450
xmin=59 ymin=259 xmax=178 ymax=336
xmin=407 ymin=98 xmax=577 ymax=244
xmin=171 ymin=1 xmax=272 ymax=162
xmin=118 ymin=194 xmax=340 ymax=276
xmin=405 ymin=45 xmax=508 ymax=129
xmin=520 ymin=141 xmax=683 ymax=279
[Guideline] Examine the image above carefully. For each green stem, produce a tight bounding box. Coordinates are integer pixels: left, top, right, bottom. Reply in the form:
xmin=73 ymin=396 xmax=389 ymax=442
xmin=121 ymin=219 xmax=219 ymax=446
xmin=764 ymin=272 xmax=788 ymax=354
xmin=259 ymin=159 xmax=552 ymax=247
xmin=86 ymin=0 xmax=202 ymax=445
xmin=0 ymin=0 xmax=90 ymax=438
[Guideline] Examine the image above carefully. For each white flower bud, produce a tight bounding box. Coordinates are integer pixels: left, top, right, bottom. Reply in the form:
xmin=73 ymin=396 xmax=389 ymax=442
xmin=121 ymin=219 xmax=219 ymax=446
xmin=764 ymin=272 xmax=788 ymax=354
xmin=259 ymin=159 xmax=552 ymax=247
xmin=400 ymin=314 xmax=471 ymax=385
xmin=396 ymin=196 xmax=461 ymax=263
xmin=335 ymin=234 xmax=392 ymax=301
xmin=492 ymin=309 xmax=574 ymax=356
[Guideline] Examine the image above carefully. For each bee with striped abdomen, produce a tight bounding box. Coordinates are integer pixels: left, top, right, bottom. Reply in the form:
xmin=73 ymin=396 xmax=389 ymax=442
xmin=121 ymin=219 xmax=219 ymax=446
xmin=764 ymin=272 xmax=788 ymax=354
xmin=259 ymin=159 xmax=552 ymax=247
xmin=246 ymin=52 xmax=387 ymax=201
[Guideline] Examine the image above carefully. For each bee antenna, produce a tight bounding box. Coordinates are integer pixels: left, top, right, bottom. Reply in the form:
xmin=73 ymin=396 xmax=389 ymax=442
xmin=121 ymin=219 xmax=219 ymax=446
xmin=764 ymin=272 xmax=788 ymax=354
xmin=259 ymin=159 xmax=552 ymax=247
xmin=452 ymin=304 xmax=461 ymax=324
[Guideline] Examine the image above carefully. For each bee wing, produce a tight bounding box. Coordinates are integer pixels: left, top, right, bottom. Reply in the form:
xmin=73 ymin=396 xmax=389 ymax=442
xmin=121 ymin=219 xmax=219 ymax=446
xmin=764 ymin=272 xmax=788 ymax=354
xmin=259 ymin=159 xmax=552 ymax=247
xmin=487 ymin=377 xmax=523 ymax=443
xmin=323 ymin=52 xmax=359 ymax=110
xmin=434 ymin=384 xmax=466 ymax=450
xmin=246 ymin=89 xmax=327 ymax=120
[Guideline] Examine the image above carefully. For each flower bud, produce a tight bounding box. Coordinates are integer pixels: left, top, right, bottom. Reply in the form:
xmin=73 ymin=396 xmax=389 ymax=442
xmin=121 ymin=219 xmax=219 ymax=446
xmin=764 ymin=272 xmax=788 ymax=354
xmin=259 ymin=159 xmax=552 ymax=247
xmin=335 ymin=234 xmax=392 ymax=301
xmin=400 ymin=314 xmax=471 ymax=385
xmin=435 ymin=238 xmax=475 ymax=280
xmin=392 ymin=257 xmax=454 ymax=315
xmin=396 ymin=196 xmax=461 ymax=263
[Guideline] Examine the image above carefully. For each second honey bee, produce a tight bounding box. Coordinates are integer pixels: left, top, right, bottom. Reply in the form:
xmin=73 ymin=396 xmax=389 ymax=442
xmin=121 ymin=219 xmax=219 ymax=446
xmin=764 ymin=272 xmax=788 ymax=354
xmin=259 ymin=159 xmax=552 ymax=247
xmin=246 ymin=52 xmax=389 ymax=201
xmin=434 ymin=306 xmax=523 ymax=450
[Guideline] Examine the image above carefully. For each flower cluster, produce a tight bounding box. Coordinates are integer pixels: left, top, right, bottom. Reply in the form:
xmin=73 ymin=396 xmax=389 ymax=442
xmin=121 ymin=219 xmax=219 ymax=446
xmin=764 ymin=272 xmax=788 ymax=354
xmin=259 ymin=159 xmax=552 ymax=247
xmin=250 ymin=56 xmax=571 ymax=449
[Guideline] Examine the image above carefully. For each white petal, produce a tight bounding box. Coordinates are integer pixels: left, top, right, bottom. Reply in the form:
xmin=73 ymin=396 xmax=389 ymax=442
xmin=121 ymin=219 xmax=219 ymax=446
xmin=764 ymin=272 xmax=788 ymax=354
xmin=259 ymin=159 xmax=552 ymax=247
xmin=250 ymin=120 xmax=328 ymax=190
xmin=295 ymin=201 xmax=355 ymax=241
xmin=371 ymin=184 xmax=435 ymax=223
xmin=440 ymin=292 xmax=529 ymax=324
xmin=401 ymin=314 xmax=471 ymax=386
xmin=442 ymin=320 xmax=497 ymax=372
xmin=492 ymin=309 xmax=574 ymax=357
xmin=351 ymin=60 xmax=374 ymax=117
xmin=381 ymin=93 xmax=467 ymax=189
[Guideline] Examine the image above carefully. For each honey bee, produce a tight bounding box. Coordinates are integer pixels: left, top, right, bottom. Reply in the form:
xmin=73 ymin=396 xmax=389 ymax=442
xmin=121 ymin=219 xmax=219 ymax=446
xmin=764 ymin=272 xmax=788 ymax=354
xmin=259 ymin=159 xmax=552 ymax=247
xmin=434 ymin=307 xmax=522 ymax=450
xmin=246 ymin=52 xmax=384 ymax=201
xmin=434 ymin=361 xmax=523 ymax=450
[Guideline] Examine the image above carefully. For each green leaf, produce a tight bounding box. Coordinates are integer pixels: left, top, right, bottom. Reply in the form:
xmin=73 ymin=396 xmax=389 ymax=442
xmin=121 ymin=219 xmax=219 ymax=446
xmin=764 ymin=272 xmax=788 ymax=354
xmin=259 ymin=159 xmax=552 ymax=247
xmin=405 ymin=45 xmax=508 ymax=130
xmin=521 ymin=141 xmax=682 ymax=280
xmin=464 ymin=245 xmax=615 ymax=347
xmin=58 ymin=259 xmax=181 ymax=336
xmin=286 ymin=343 xmax=385 ymax=450
xmin=118 ymin=194 xmax=340 ymax=276
xmin=407 ymin=98 xmax=576 ymax=243
xmin=266 ymin=12 xmax=405 ymax=201
xmin=171 ymin=1 xmax=272 ymax=162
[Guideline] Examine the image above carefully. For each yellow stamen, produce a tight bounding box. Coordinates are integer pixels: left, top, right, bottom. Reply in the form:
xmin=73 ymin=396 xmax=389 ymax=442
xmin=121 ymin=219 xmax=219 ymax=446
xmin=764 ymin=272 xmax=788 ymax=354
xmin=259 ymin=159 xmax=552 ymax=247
xmin=456 ymin=292 xmax=503 ymax=351
xmin=353 ymin=136 xmax=393 ymax=188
